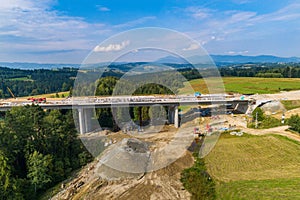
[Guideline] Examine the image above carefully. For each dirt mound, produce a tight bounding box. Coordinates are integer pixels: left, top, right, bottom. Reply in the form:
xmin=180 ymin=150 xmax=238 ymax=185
xmin=51 ymin=123 xmax=196 ymax=200
xmin=261 ymin=101 xmax=285 ymax=114
xmin=52 ymin=151 xmax=193 ymax=200
xmin=96 ymin=138 xmax=150 ymax=177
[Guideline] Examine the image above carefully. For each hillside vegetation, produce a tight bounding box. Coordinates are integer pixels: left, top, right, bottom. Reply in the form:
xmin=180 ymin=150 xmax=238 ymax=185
xmin=0 ymin=105 xmax=92 ymax=199
xmin=281 ymin=100 xmax=300 ymax=110
xmin=0 ymin=67 xmax=76 ymax=98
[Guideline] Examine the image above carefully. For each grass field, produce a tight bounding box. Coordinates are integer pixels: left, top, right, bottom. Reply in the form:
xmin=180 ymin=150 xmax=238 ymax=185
xmin=281 ymin=100 xmax=300 ymax=110
xmin=29 ymin=91 xmax=70 ymax=98
xmin=217 ymin=178 xmax=300 ymax=200
xmin=9 ymin=76 xmax=33 ymax=81
xmin=179 ymin=77 xmax=300 ymax=94
xmin=205 ymin=133 xmax=300 ymax=199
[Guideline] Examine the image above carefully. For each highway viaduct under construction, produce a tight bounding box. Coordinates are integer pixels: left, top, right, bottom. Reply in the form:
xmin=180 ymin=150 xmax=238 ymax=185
xmin=0 ymin=95 xmax=251 ymax=134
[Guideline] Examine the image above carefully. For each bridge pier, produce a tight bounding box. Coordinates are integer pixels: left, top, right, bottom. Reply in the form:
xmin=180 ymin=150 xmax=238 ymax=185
xmin=168 ymin=106 xmax=174 ymax=124
xmin=174 ymin=106 xmax=179 ymax=128
xmin=78 ymin=108 xmax=85 ymax=134
xmin=168 ymin=106 xmax=179 ymax=128
xmin=78 ymin=108 xmax=94 ymax=134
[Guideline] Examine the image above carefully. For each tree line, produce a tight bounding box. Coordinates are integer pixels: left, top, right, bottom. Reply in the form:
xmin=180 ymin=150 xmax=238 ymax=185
xmin=219 ymin=63 xmax=300 ymax=78
xmin=0 ymin=105 xmax=92 ymax=199
xmin=0 ymin=67 xmax=77 ymax=98
xmin=88 ymin=76 xmax=175 ymax=130
xmin=3 ymin=63 xmax=300 ymax=99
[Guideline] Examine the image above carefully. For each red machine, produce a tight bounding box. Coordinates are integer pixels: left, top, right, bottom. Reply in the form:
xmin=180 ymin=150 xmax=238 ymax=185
xmin=27 ymin=97 xmax=46 ymax=103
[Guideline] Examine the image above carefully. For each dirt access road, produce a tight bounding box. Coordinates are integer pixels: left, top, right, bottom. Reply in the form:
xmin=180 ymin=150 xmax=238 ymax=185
xmin=228 ymin=90 xmax=300 ymax=142
xmin=224 ymin=114 xmax=300 ymax=143
xmin=251 ymin=90 xmax=300 ymax=101
xmin=241 ymin=125 xmax=300 ymax=143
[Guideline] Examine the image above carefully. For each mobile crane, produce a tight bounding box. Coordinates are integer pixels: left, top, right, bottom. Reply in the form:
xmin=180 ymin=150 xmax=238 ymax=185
xmin=7 ymin=87 xmax=16 ymax=99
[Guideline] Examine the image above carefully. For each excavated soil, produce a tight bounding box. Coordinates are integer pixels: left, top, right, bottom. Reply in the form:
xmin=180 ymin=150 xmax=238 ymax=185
xmin=52 ymin=124 xmax=196 ymax=200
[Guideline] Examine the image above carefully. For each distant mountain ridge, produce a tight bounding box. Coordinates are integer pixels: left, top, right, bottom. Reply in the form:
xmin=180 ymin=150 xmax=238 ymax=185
xmin=210 ymin=55 xmax=300 ymax=64
xmin=1 ymin=54 xmax=300 ymax=69
xmin=155 ymin=55 xmax=300 ymax=64
xmin=0 ymin=62 xmax=80 ymax=69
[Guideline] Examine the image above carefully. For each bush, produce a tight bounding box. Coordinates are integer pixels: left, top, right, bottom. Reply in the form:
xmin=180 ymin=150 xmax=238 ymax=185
xmin=181 ymin=158 xmax=216 ymax=200
xmin=181 ymin=142 xmax=216 ymax=200
xmin=252 ymin=107 xmax=264 ymax=121
xmin=259 ymin=116 xmax=282 ymax=129
xmin=288 ymin=114 xmax=300 ymax=133
xmin=249 ymin=107 xmax=283 ymax=129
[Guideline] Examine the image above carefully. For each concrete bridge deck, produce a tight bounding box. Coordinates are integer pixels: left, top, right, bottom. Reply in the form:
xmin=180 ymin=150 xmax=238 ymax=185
xmin=0 ymin=95 xmax=250 ymax=134
xmin=0 ymin=95 xmax=249 ymax=111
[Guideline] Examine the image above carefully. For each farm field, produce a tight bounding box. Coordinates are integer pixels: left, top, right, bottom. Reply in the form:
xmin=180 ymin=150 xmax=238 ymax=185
xmin=8 ymin=76 xmax=33 ymax=81
xmin=25 ymin=91 xmax=69 ymax=98
xmin=179 ymin=77 xmax=300 ymax=94
xmin=205 ymin=133 xmax=300 ymax=199
xmin=216 ymin=178 xmax=300 ymax=200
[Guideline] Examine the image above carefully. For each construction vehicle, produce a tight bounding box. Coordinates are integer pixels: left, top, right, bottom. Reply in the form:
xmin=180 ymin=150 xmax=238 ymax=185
xmin=194 ymin=127 xmax=205 ymax=137
xmin=27 ymin=97 xmax=46 ymax=103
xmin=194 ymin=91 xmax=202 ymax=99
xmin=7 ymin=87 xmax=16 ymax=99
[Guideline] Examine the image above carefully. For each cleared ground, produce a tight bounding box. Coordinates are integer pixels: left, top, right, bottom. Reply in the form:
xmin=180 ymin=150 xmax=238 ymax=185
xmin=2 ymin=91 xmax=70 ymax=103
xmin=51 ymin=122 xmax=198 ymax=200
xmin=179 ymin=77 xmax=300 ymax=94
xmin=205 ymin=133 xmax=300 ymax=199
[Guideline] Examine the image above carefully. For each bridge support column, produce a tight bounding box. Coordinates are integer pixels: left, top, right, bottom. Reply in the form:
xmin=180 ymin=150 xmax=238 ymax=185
xmin=84 ymin=108 xmax=93 ymax=133
xmin=78 ymin=108 xmax=94 ymax=134
xmin=138 ymin=107 xmax=143 ymax=128
xmin=168 ymin=106 xmax=179 ymax=128
xmin=78 ymin=108 xmax=85 ymax=134
xmin=168 ymin=106 xmax=174 ymax=124
xmin=174 ymin=106 xmax=179 ymax=128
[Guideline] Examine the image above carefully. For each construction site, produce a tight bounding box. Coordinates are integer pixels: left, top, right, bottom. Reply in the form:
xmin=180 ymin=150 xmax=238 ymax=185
xmin=47 ymin=90 xmax=300 ymax=199
xmin=2 ymin=90 xmax=300 ymax=199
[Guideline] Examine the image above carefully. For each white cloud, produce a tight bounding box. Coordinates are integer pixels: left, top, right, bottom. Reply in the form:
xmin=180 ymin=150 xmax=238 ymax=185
xmin=227 ymin=51 xmax=236 ymax=55
xmin=186 ymin=7 xmax=212 ymax=19
xmin=183 ymin=3 xmax=299 ymax=56
xmin=231 ymin=0 xmax=252 ymax=4
xmin=0 ymin=0 xmax=112 ymax=61
xmin=184 ymin=3 xmax=300 ymax=49
xmin=96 ymin=5 xmax=110 ymax=12
xmin=183 ymin=43 xmax=200 ymax=51
xmin=0 ymin=0 xmax=156 ymax=62
xmin=226 ymin=50 xmax=249 ymax=55
xmin=251 ymin=3 xmax=300 ymax=23
xmin=114 ymin=16 xmax=156 ymax=28
xmin=93 ymin=40 xmax=130 ymax=52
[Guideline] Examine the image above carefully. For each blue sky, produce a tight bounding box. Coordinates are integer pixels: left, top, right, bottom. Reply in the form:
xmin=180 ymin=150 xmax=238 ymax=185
xmin=1 ymin=0 xmax=300 ymax=63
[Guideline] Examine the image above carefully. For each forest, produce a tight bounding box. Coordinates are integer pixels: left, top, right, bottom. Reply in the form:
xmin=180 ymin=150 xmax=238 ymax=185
xmin=219 ymin=63 xmax=300 ymax=78
xmin=93 ymin=76 xmax=174 ymax=130
xmin=2 ymin=62 xmax=300 ymax=98
xmin=0 ymin=106 xmax=92 ymax=199
xmin=0 ymin=67 xmax=77 ymax=98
